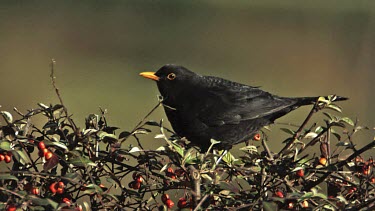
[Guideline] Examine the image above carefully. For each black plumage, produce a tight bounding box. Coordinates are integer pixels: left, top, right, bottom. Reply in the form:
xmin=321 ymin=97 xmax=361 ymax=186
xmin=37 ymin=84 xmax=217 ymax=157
xmin=140 ymin=64 xmax=347 ymax=150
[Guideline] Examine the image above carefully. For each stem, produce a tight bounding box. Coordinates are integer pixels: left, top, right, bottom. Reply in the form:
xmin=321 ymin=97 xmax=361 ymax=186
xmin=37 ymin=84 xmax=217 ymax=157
xmin=50 ymin=59 xmax=77 ymax=131
xmin=279 ymin=100 xmax=319 ymax=155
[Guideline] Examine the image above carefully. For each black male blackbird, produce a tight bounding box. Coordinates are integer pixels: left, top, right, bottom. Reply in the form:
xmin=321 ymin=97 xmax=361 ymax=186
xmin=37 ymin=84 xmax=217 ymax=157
xmin=140 ymin=64 xmax=347 ymax=151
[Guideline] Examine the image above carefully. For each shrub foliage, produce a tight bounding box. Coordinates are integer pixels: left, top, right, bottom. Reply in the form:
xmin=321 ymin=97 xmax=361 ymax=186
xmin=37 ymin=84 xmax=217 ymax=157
xmin=0 ymin=68 xmax=374 ymax=210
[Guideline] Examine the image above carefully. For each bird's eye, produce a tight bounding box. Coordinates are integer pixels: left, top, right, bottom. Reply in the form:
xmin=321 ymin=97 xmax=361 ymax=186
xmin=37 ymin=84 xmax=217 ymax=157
xmin=167 ymin=73 xmax=176 ymax=80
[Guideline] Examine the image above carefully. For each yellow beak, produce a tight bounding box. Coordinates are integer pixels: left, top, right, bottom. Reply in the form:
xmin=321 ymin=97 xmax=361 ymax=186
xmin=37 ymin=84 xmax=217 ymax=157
xmin=139 ymin=72 xmax=159 ymax=81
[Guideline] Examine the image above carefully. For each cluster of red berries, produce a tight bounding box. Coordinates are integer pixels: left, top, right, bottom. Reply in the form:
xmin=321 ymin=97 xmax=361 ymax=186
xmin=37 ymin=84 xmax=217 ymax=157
xmin=128 ymin=172 xmax=144 ymax=190
xmin=161 ymin=194 xmax=189 ymax=209
xmin=355 ymin=156 xmax=373 ymax=176
xmin=38 ymin=141 xmax=53 ymax=160
xmin=0 ymin=151 xmax=12 ymax=163
xmin=161 ymin=194 xmax=174 ymax=209
xmin=273 ymin=190 xmax=309 ymax=209
xmin=61 ymin=197 xmax=82 ymax=211
xmin=49 ymin=181 xmax=65 ymax=194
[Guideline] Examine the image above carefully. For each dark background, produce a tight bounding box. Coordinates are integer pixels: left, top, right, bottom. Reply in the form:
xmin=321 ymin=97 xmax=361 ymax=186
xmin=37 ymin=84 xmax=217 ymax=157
xmin=1 ymin=1 xmax=374 ymax=151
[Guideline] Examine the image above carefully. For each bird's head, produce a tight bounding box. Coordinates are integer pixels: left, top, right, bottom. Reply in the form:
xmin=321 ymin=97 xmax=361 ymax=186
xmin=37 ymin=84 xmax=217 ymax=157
xmin=140 ymin=64 xmax=201 ymax=103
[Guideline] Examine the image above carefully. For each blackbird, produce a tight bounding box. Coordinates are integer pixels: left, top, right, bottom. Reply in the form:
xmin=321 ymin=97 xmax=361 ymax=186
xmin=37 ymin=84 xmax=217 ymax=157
xmin=140 ymin=64 xmax=347 ymax=151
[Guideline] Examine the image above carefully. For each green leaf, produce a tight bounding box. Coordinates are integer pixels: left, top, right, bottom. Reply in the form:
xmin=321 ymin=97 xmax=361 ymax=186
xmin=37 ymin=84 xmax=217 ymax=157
xmin=304 ymin=132 xmax=317 ymax=139
xmin=315 ymin=126 xmax=324 ymax=133
xmin=13 ymin=150 xmax=31 ymax=165
xmin=84 ymin=184 xmax=103 ymax=195
xmin=129 ymin=147 xmax=141 ymax=153
xmin=37 ymin=103 xmax=49 ymax=109
xmin=0 ymin=141 xmax=11 ymax=151
xmin=103 ymin=193 xmax=119 ymax=201
xmin=154 ymin=134 xmax=165 ymax=139
xmin=172 ymin=142 xmax=184 ymax=157
xmin=0 ymin=174 xmax=19 ymax=181
xmin=0 ymin=111 xmax=13 ymax=123
xmin=119 ymin=131 xmax=131 ymax=139
xmin=326 ymin=104 xmax=342 ymax=113
xmin=133 ymin=128 xmax=151 ymax=135
xmin=50 ymin=141 xmax=68 ymax=150
xmin=69 ymin=155 xmax=96 ymax=167
xmin=156 ymin=146 xmax=166 ymax=151
xmin=65 ymin=172 xmax=82 ymax=183
xmin=145 ymin=120 xmax=160 ymax=126
xmin=182 ymin=147 xmax=195 ymax=165
xmin=239 ymin=145 xmax=257 ymax=152
xmin=263 ymin=201 xmax=279 ymax=211
xmin=317 ymin=96 xmax=329 ymax=103
xmin=222 ymin=151 xmax=237 ymax=165
xmin=201 ymin=174 xmax=213 ymax=182
xmin=82 ymin=201 xmax=91 ymax=211
xmin=280 ymin=128 xmax=295 ymax=135
xmin=29 ymin=196 xmax=58 ymax=208
xmin=83 ymin=129 xmax=98 ymax=136
xmin=340 ymin=117 xmax=354 ymax=126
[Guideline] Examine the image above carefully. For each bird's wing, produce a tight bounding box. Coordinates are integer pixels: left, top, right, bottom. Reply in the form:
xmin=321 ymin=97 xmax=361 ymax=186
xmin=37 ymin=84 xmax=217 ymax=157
xmin=196 ymin=76 xmax=297 ymax=126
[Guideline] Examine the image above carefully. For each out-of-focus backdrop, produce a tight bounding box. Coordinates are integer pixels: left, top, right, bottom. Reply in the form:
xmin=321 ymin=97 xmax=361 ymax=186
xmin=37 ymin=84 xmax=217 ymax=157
xmin=1 ymin=1 xmax=374 ymax=151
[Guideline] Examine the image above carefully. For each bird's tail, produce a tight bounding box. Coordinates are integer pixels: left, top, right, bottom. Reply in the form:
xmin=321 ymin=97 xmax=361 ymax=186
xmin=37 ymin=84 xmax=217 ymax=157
xmin=295 ymin=95 xmax=348 ymax=106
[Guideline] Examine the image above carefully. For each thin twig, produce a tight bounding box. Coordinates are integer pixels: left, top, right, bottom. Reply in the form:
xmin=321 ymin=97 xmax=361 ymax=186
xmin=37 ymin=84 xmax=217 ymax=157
xmin=279 ymin=100 xmax=319 ymax=155
xmin=50 ymin=59 xmax=77 ymax=131
xmin=121 ymin=100 xmax=162 ymax=143
xmin=193 ymin=194 xmax=209 ymax=211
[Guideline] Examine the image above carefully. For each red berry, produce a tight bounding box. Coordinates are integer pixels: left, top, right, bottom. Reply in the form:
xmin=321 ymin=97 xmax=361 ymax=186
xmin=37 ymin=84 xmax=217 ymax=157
xmin=29 ymin=139 xmax=35 ymax=144
xmin=136 ymin=176 xmax=144 ymax=183
xmin=56 ymin=182 xmax=65 ymax=194
xmin=116 ymin=155 xmax=124 ymax=162
xmin=38 ymin=141 xmax=46 ymax=150
xmin=166 ymin=168 xmax=176 ymax=179
xmin=167 ymin=167 xmax=174 ymax=173
xmin=253 ymin=133 xmax=261 ymax=141
xmin=348 ymin=187 xmax=357 ymax=194
xmin=62 ymin=197 xmax=71 ymax=206
xmin=363 ymin=165 xmax=371 ymax=175
xmin=31 ymin=187 xmax=40 ymax=195
xmin=274 ymin=191 xmax=284 ymax=198
xmin=45 ymin=151 xmax=53 ymax=160
xmin=49 ymin=182 xmax=58 ymax=193
xmin=301 ymin=200 xmax=308 ymax=208
xmin=161 ymin=193 xmax=170 ymax=204
xmin=4 ymin=154 xmax=11 ymax=163
xmin=128 ymin=181 xmax=140 ymax=189
xmin=319 ymin=157 xmax=327 ymax=166
xmin=296 ymin=169 xmax=304 ymax=177
xmin=6 ymin=204 xmax=16 ymax=211
xmin=287 ymin=202 xmax=294 ymax=209
xmin=178 ymin=197 xmax=187 ymax=208
xmin=57 ymin=188 xmax=64 ymax=194
xmin=165 ymin=199 xmax=174 ymax=209
xmin=0 ymin=154 xmax=4 ymax=161
xmin=76 ymin=205 xmax=83 ymax=211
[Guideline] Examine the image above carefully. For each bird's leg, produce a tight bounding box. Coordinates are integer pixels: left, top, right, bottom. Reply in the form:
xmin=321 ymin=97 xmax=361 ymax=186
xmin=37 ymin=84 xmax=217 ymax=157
xmin=215 ymin=149 xmax=228 ymax=166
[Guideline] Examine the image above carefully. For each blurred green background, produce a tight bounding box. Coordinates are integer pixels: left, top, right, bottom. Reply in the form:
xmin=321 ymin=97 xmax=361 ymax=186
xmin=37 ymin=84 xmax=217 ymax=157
xmin=1 ymin=1 xmax=374 ymax=151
